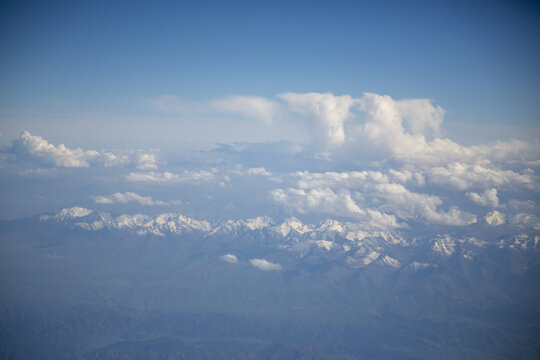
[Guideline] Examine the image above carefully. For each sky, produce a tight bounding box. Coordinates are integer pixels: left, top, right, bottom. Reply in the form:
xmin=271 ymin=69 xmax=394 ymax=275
xmin=0 ymin=0 xmax=539 ymax=228
xmin=0 ymin=0 xmax=539 ymax=148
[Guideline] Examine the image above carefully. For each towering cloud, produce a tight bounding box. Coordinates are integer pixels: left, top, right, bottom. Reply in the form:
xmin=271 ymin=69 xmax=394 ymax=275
xmin=357 ymin=93 xmax=443 ymax=157
xmin=278 ymin=92 xmax=355 ymax=147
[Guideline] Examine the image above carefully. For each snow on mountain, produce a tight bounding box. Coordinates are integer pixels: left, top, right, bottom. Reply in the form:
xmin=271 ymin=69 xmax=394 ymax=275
xmin=431 ymin=234 xmax=456 ymax=256
xmin=485 ymin=210 xmax=506 ymax=226
xmin=210 ymin=216 xmax=273 ymax=234
xmin=71 ymin=211 xmax=212 ymax=236
xmin=316 ymin=219 xmax=345 ymax=236
xmin=345 ymin=249 xmax=381 ymax=267
xmin=457 ymin=236 xmax=485 ymax=248
xmin=274 ymin=217 xmax=313 ymax=237
xmin=407 ymin=261 xmax=437 ymax=272
xmin=38 ymin=206 xmax=540 ymax=270
xmin=380 ymin=255 xmax=401 ymax=268
xmin=314 ymin=240 xmax=334 ymax=251
xmin=52 ymin=206 xmax=94 ymax=221
xmin=510 ymin=234 xmax=537 ymax=250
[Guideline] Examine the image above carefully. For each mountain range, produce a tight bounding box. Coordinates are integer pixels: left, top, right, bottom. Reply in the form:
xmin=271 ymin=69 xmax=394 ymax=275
xmin=1 ymin=207 xmax=539 ymax=359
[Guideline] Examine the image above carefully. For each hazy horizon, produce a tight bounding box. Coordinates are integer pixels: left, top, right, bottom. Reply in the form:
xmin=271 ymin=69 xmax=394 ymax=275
xmin=1 ymin=0 xmax=539 ymax=359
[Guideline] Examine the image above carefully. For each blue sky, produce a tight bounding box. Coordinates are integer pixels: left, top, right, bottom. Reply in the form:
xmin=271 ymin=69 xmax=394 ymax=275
xmin=1 ymin=0 xmax=539 ymax=147
xmin=0 ymin=0 xmax=538 ymax=237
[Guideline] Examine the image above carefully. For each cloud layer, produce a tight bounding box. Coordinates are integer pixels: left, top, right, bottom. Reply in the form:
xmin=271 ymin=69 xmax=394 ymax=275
xmin=2 ymin=91 xmax=538 ymax=237
xmin=93 ymin=192 xmax=171 ymax=206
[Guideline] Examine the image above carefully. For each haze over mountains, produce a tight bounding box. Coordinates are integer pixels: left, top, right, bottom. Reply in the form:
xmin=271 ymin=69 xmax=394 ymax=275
xmin=38 ymin=205 xmax=540 ymax=266
xmin=1 ymin=88 xmax=540 ymax=358
xmin=1 ymin=202 xmax=539 ymax=359
xmin=2 ymin=0 xmax=540 ymax=358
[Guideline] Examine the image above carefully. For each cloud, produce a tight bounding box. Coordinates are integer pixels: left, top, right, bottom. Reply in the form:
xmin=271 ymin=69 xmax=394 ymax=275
xmin=126 ymin=170 xmax=216 ymax=183
xmin=394 ymin=98 xmax=444 ymax=137
xmin=150 ymin=92 xmax=539 ymax=166
xmin=11 ymin=131 xmax=99 ymax=167
xmin=271 ymin=187 xmax=365 ymax=217
xmin=220 ymin=254 xmax=238 ymax=263
xmin=510 ymin=213 xmax=540 ymax=230
xmin=507 ymin=199 xmax=535 ymax=210
xmin=467 ymin=188 xmax=499 ymax=207
xmin=211 ymin=96 xmax=280 ymax=124
xmin=101 ymin=150 xmax=160 ymax=169
xmin=356 ymin=93 xmax=438 ymax=157
xmin=4 ymin=92 xmax=538 ymax=236
xmin=373 ymin=183 xmax=477 ymax=226
xmin=135 ymin=153 xmax=159 ymax=170
xmin=275 ymin=170 xmax=477 ymax=227
xmin=293 ymin=170 xmax=390 ymax=189
xmin=364 ymin=209 xmax=403 ymax=229
xmin=278 ymin=92 xmax=355 ymax=147
xmin=423 ymin=206 xmax=477 ymax=226
xmin=428 ymin=163 xmax=536 ymax=191
xmin=485 ymin=210 xmax=506 ymax=226
xmin=247 ymin=167 xmax=272 ymax=176
xmin=7 ymin=131 xmax=161 ymax=170
xmin=152 ymin=94 xmax=281 ymax=124
xmin=249 ymin=258 xmax=282 ymax=271
xmin=270 ymin=186 xmax=403 ymax=229
xmin=149 ymin=91 xmax=538 ymax=166
xmin=93 ymin=192 xmax=171 ymax=206
xmin=351 ymin=93 xmax=540 ymax=166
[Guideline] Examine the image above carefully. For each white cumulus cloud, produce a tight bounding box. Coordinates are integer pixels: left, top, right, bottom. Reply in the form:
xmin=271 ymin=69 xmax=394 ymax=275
xmin=275 ymin=170 xmax=477 ymax=227
xmin=467 ymin=188 xmax=499 ymax=207
xmin=278 ymin=92 xmax=355 ymax=147
xmin=373 ymin=183 xmax=477 ymax=226
xmin=247 ymin=167 xmax=272 ymax=176
xmin=271 ymin=187 xmax=365 ymax=217
xmin=135 ymin=152 xmax=159 ymax=170
xmin=428 ymin=163 xmax=536 ymax=191
xmin=8 ymin=131 xmax=161 ymax=170
xmin=12 ymin=131 xmax=99 ymax=167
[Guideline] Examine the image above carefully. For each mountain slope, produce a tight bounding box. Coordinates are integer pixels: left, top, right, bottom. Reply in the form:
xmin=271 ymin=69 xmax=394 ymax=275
xmin=0 ymin=207 xmax=539 ymax=359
